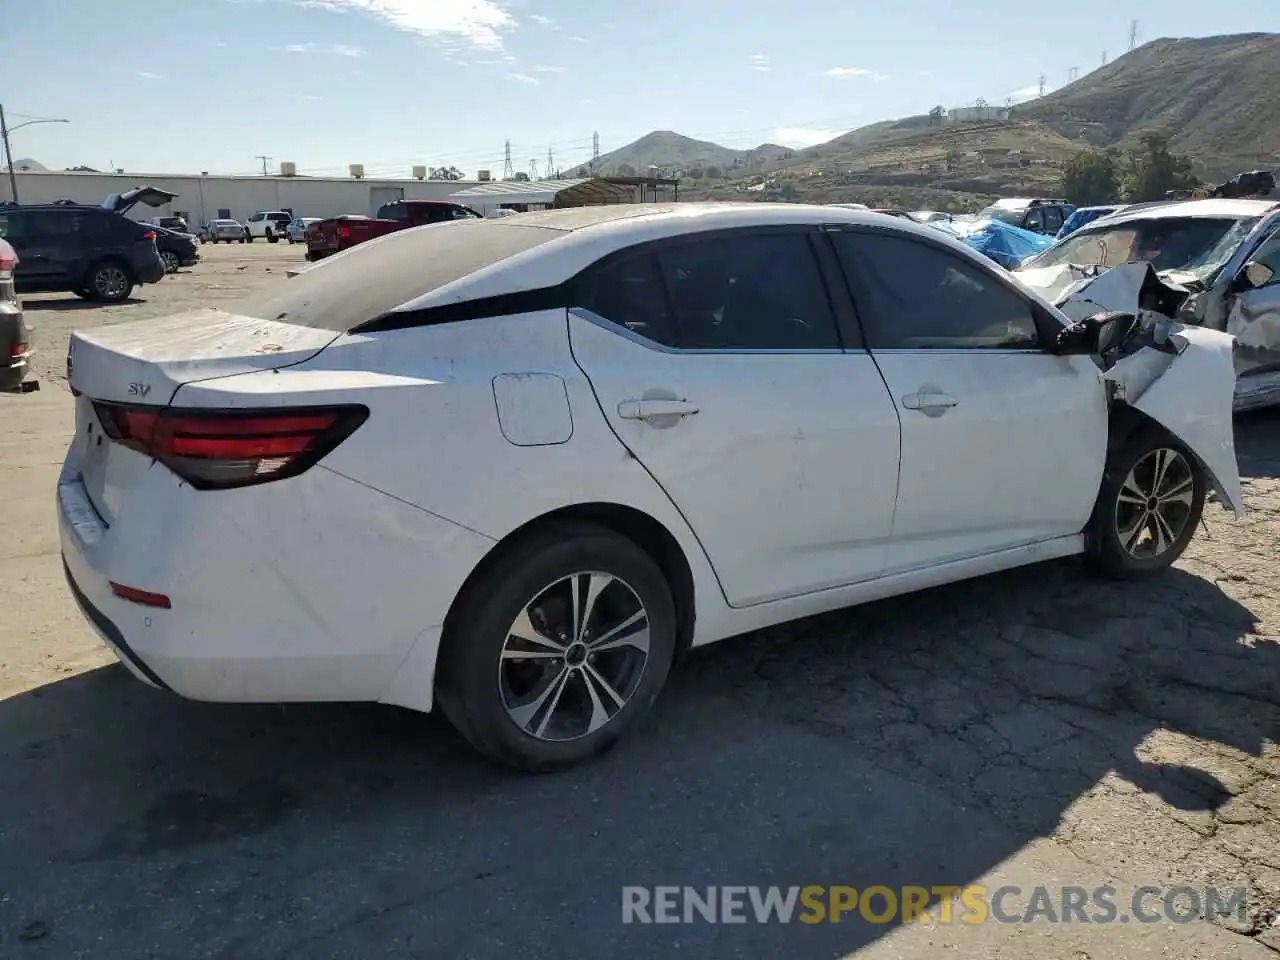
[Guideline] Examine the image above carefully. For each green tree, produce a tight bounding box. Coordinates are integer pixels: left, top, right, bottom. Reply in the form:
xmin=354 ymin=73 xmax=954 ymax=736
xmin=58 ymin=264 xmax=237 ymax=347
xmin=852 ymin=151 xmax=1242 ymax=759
xmin=616 ymin=163 xmax=637 ymax=177
xmin=1061 ymin=149 xmax=1119 ymax=206
xmin=705 ymin=165 xmax=723 ymax=180
xmin=928 ymin=105 xmax=945 ymax=126
xmin=687 ymin=167 xmax=704 ymax=180
xmin=1121 ymin=133 xmax=1199 ymax=202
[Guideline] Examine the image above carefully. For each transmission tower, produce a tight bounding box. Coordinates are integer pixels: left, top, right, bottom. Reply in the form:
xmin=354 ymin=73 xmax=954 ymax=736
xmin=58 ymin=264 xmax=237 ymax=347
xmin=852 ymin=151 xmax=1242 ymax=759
xmin=591 ymin=131 xmax=600 ymax=172
xmin=1101 ymin=50 xmax=1108 ymax=66
xmin=1067 ymin=66 xmax=1080 ymax=82
xmin=502 ymin=140 xmax=514 ymax=180
xmin=1038 ymin=74 xmax=1046 ymax=97
xmin=529 ymin=158 xmax=539 ymax=179
xmin=1129 ymin=20 xmax=1139 ymax=51
xmin=546 ymin=146 xmax=554 ymax=178
xmin=255 ymin=154 xmax=271 ymax=175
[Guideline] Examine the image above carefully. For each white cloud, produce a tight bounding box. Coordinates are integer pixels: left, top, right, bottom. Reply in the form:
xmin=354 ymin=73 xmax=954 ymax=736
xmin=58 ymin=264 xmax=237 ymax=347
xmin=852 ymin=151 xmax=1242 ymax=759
xmin=774 ymin=127 xmax=837 ymax=148
xmin=136 ymin=71 xmax=163 ymax=80
xmin=268 ymin=0 xmax=515 ymax=50
xmin=751 ymin=53 xmax=771 ymax=73
xmin=567 ymin=34 xmax=587 ymax=43
xmin=508 ymin=72 xmax=539 ymax=84
xmin=917 ymin=70 xmax=931 ymax=77
xmin=533 ymin=64 xmax=566 ymax=73
xmin=283 ymin=41 xmax=366 ymax=56
xmin=528 ymin=13 xmax=557 ymax=27
xmin=823 ymin=66 xmax=887 ymax=80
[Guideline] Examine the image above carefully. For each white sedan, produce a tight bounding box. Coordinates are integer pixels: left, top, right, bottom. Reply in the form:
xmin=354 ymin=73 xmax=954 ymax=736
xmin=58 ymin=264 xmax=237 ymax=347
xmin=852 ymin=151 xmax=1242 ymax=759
xmin=57 ymin=203 xmax=1242 ymax=771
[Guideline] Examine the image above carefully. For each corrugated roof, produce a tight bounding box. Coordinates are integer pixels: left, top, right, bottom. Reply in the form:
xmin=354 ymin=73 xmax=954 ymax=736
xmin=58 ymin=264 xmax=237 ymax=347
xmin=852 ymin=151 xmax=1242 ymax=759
xmin=449 ymin=177 xmax=638 ymax=206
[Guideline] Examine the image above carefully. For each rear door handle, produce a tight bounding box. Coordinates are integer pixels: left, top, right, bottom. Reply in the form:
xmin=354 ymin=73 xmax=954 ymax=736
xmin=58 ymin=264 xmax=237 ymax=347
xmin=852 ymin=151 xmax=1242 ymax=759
xmin=901 ymin=392 xmax=959 ymax=415
xmin=617 ymin=398 xmax=700 ymax=420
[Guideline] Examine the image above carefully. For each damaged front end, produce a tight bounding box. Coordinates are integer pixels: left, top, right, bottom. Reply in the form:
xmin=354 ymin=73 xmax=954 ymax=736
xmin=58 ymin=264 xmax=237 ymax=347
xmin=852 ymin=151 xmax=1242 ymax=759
xmin=1040 ymin=262 xmax=1244 ymax=519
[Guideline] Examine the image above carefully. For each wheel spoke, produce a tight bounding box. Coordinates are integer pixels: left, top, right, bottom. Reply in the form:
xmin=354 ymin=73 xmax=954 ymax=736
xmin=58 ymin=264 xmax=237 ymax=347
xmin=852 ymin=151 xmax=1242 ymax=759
xmin=573 ymin=573 xmax=614 ymax=644
xmin=587 ymin=609 xmax=650 ymax=654
xmin=507 ymin=666 xmax=571 ymax=736
xmin=500 ymin=648 xmax=562 ymax=662
xmin=1119 ymin=513 xmax=1147 ymax=554
xmin=1122 ymin=471 xmax=1149 ymax=502
xmin=582 ymin=664 xmax=626 ymax=733
xmin=1148 ymin=511 xmax=1172 ymax=556
xmin=1157 ymin=473 xmax=1194 ymax=506
xmin=508 ymin=608 xmax=565 ymax=652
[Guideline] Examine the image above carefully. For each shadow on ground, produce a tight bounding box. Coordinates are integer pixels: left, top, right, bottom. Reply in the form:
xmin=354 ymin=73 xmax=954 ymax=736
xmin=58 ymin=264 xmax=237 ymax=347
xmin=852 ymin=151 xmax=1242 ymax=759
xmin=1 ymin=420 xmax=1277 ymax=959
xmin=20 ymin=296 xmax=146 ymax=312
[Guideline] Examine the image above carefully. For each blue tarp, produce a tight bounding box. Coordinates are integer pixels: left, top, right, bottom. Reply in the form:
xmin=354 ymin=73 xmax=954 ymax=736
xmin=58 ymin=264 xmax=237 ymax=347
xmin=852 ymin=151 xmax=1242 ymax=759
xmin=928 ymin=217 xmax=1055 ymax=269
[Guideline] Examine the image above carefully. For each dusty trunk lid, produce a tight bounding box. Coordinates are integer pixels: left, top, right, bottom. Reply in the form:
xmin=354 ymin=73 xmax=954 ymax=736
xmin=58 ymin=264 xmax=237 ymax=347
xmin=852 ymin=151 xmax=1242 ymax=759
xmin=66 ymin=308 xmax=339 ymax=404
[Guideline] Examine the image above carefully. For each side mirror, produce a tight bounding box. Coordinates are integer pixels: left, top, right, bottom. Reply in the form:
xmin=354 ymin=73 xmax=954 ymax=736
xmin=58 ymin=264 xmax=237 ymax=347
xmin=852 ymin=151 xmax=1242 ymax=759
xmin=1054 ymin=311 xmax=1134 ymax=356
xmin=1237 ymin=260 xmax=1275 ymax=291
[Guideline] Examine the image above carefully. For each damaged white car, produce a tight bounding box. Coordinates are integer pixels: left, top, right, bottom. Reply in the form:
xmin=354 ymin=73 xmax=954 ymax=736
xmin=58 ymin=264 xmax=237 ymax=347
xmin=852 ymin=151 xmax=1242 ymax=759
xmin=1017 ymin=198 xmax=1280 ymax=410
xmin=57 ymin=204 xmax=1241 ymax=771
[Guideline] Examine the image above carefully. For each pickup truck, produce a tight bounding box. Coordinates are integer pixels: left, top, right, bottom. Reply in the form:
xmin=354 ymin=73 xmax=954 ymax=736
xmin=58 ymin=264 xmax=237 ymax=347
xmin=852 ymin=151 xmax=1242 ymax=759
xmin=305 ymin=200 xmax=482 ymax=261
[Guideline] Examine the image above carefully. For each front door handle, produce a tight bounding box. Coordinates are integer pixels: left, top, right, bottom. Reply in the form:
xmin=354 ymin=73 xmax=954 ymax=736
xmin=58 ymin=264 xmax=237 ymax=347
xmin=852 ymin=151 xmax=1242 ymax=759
xmin=901 ymin=391 xmax=959 ymax=416
xmin=617 ymin=398 xmax=700 ymax=421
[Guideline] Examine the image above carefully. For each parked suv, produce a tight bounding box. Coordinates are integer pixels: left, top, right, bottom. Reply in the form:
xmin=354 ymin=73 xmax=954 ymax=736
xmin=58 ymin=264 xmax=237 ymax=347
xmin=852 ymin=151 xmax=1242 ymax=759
xmin=0 ymin=204 xmax=166 ymax=302
xmin=978 ymin=198 xmax=1076 ymax=236
xmin=245 ymin=211 xmax=293 ymax=243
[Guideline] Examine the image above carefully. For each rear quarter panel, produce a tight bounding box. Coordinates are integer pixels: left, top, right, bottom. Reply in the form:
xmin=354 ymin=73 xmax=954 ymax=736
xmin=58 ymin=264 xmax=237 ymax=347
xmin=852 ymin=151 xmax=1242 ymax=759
xmin=169 ymin=310 xmax=729 ymax=642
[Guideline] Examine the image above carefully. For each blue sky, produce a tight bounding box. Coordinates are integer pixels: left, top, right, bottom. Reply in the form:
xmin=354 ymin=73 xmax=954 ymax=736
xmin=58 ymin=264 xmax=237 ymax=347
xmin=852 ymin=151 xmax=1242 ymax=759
xmin=3 ymin=1 xmax=1277 ymax=178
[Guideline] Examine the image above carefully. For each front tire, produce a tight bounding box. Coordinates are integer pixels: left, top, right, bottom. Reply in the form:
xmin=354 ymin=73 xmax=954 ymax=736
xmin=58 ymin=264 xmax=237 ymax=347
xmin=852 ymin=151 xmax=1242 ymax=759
xmin=266 ymin=229 xmax=278 ymax=243
xmin=437 ymin=523 xmax=677 ymax=771
xmin=1084 ymin=426 xmax=1206 ymax=578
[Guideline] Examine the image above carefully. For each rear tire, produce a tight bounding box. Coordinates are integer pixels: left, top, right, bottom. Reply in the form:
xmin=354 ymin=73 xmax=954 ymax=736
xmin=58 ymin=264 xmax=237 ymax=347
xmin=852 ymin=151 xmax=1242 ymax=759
xmin=266 ymin=230 xmax=278 ymax=243
xmin=1084 ymin=426 xmax=1206 ymax=579
xmin=87 ymin=261 xmax=134 ymax=303
xmin=160 ymin=250 xmax=180 ymax=274
xmin=436 ymin=523 xmax=676 ymax=772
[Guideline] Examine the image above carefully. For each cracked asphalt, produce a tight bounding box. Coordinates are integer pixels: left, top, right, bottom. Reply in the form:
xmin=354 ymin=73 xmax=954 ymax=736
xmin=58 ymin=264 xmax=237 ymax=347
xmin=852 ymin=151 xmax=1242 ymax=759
xmin=1 ymin=243 xmax=1278 ymax=958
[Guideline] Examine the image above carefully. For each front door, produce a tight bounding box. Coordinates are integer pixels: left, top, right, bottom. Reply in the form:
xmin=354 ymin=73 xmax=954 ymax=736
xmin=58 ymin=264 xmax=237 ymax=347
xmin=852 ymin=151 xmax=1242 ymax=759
xmin=569 ymin=228 xmax=902 ymax=607
xmin=830 ymin=228 xmax=1108 ymax=573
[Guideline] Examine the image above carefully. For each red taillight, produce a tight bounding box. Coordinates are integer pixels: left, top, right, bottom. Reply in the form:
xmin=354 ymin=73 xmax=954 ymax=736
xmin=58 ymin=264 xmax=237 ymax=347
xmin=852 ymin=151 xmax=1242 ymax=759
xmin=110 ymin=582 xmax=171 ymax=608
xmin=337 ymin=224 xmax=351 ymax=240
xmin=0 ymin=254 xmax=14 ymax=279
xmin=94 ymin=403 xmax=368 ymax=490
xmin=9 ymin=341 xmax=28 ymax=358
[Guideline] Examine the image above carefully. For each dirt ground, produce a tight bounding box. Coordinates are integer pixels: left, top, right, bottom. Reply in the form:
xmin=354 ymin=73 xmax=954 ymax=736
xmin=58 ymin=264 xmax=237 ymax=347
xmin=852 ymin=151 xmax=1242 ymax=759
xmin=1 ymin=242 xmax=1279 ymax=958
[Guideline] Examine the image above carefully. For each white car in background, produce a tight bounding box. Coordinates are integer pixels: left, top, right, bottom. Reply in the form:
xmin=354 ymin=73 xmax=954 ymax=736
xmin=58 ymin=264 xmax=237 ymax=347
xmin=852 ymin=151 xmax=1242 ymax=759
xmin=58 ymin=204 xmax=1241 ymax=771
xmin=245 ymin=210 xmax=293 ymax=242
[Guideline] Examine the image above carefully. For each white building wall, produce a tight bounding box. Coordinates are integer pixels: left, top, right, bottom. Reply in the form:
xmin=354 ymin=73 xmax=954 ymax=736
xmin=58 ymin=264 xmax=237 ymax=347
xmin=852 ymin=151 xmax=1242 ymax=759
xmin=2 ymin=171 xmax=492 ymax=223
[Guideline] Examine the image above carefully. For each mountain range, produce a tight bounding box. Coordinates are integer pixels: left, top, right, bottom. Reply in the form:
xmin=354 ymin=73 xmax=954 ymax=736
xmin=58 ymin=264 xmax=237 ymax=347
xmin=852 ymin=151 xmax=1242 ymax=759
xmin=588 ymin=32 xmax=1280 ymax=207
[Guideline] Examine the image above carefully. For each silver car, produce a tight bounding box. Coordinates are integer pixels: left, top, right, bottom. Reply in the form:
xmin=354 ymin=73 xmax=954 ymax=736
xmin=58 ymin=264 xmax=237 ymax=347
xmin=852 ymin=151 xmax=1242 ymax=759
xmin=286 ymin=217 xmax=320 ymax=244
xmin=205 ymin=219 xmax=247 ymax=243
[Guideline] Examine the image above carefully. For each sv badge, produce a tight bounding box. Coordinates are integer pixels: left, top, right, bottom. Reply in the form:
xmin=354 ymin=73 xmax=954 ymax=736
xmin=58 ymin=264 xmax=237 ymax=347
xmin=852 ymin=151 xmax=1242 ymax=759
xmin=128 ymin=382 xmax=152 ymax=397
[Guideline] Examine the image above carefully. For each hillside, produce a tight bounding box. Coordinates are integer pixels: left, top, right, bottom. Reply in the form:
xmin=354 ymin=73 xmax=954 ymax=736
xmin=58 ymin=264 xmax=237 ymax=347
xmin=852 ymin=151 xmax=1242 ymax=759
xmin=591 ymin=130 xmax=793 ymax=176
xmin=1019 ymin=32 xmax=1280 ymax=180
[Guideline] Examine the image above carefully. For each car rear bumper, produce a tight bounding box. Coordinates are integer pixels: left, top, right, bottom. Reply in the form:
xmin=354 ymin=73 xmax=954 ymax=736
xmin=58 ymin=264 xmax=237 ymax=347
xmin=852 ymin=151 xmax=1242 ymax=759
xmin=56 ymin=438 xmax=492 ymax=706
xmin=0 ymin=301 xmax=28 ymax=390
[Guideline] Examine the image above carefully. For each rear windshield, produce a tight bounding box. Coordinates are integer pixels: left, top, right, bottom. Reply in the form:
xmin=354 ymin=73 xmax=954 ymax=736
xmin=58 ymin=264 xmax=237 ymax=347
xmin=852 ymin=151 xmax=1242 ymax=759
xmin=229 ymin=220 xmax=565 ymax=331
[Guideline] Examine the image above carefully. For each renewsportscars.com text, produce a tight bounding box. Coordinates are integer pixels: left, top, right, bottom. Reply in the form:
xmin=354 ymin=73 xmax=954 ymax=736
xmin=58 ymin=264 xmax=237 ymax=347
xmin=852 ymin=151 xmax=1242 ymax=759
xmin=621 ymin=885 xmax=1249 ymax=925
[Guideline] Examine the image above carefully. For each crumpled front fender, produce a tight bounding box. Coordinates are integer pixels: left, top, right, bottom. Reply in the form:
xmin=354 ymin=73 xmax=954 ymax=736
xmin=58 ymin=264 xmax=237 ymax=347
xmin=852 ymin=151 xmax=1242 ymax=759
xmin=1105 ymin=325 xmax=1244 ymax=518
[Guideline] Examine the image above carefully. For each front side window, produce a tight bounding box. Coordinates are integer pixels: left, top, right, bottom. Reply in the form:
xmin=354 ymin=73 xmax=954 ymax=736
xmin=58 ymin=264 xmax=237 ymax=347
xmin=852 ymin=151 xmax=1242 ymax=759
xmin=377 ymin=203 xmax=409 ymax=221
xmin=655 ymin=232 xmax=840 ymax=350
xmin=834 ymin=232 xmax=1040 ymax=350
xmin=1023 ymin=207 xmax=1044 ymax=233
xmin=1041 ymin=206 xmax=1064 ymax=233
xmin=1244 ymin=229 xmax=1280 ymax=289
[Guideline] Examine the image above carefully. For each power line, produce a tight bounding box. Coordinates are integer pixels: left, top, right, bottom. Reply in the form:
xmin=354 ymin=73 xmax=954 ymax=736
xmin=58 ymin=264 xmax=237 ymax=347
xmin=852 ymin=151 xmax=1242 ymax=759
xmin=255 ymin=154 xmax=271 ymax=175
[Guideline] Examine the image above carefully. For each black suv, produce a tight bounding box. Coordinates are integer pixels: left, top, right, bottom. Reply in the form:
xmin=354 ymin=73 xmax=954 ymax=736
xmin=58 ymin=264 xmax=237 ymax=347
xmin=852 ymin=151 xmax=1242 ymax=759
xmin=0 ymin=200 xmax=167 ymax=303
xmin=977 ymin=198 xmax=1076 ymax=236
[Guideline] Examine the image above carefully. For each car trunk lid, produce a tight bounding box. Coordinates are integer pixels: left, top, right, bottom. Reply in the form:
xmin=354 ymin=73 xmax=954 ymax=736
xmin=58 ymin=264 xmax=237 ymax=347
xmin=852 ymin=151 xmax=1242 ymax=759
xmin=67 ymin=308 xmax=340 ymax=405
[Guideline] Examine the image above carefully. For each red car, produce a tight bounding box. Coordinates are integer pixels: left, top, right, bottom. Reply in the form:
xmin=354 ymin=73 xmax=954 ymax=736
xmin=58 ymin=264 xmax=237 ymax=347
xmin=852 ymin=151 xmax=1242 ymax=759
xmin=305 ymin=200 xmax=481 ymax=261
xmin=0 ymin=237 xmax=30 ymax=391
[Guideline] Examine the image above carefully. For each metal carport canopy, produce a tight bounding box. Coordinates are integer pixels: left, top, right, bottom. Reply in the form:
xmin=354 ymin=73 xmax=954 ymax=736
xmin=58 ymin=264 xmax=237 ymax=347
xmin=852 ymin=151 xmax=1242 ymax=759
xmin=449 ymin=177 xmax=633 ymax=206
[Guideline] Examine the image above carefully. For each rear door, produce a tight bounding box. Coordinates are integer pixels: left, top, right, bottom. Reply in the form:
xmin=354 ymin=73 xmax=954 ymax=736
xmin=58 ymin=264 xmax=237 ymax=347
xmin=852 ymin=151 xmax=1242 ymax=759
xmin=1228 ymin=226 xmax=1280 ymax=378
xmin=831 ymin=227 xmax=1107 ymax=573
xmin=568 ymin=227 xmax=902 ymax=607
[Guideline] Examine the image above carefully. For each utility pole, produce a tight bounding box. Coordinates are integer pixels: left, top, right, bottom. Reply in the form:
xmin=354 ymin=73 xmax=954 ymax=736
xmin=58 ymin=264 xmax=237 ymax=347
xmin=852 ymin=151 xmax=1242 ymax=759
xmin=547 ymin=146 xmax=554 ymax=178
xmin=0 ymin=104 xmax=17 ymax=205
xmin=1101 ymin=50 xmax=1107 ymax=66
xmin=592 ymin=131 xmax=600 ymax=172
xmin=503 ymin=139 xmax=514 ymax=180
xmin=529 ymin=158 xmax=539 ymax=179
xmin=1067 ymin=66 xmax=1079 ymax=82
xmin=1129 ymin=20 xmax=1138 ymax=51
xmin=255 ymin=154 xmax=271 ymax=175
xmin=1038 ymin=75 xmax=1046 ymax=97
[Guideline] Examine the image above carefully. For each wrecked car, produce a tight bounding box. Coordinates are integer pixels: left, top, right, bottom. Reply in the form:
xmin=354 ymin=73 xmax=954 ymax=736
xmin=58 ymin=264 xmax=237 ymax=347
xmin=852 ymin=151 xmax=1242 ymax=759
xmin=57 ymin=204 xmax=1242 ymax=770
xmin=1016 ymin=198 xmax=1280 ymax=410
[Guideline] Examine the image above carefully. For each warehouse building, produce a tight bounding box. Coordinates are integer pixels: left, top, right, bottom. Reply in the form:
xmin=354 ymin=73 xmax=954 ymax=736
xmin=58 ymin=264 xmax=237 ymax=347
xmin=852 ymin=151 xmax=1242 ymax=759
xmin=1 ymin=167 xmax=678 ymax=225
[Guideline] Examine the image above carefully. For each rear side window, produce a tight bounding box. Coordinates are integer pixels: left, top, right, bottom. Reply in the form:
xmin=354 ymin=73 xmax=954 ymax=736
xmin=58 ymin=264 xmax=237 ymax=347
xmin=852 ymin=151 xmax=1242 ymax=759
xmin=580 ymin=251 xmax=678 ymax=346
xmin=230 ymin=220 xmax=564 ymax=331
xmin=377 ymin=203 xmax=409 ymax=221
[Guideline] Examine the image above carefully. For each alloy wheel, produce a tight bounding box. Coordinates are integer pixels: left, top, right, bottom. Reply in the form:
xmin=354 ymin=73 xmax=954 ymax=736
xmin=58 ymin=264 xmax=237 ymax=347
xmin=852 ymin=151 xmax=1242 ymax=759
xmin=94 ymin=266 xmax=128 ymax=300
xmin=161 ymin=251 xmax=179 ymax=273
xmin=498 ymin=571 xmax=651 ymax=742
xmin=1113 ymin=447 xmax=1196 ymax=560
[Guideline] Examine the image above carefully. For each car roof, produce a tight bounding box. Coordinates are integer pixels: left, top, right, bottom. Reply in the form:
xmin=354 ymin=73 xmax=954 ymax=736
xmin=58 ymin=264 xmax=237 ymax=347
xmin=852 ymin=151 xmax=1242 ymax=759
xmin=380 ymin=201 xmax=1029 ymax=314
xmin=1091 ymin=198 xmax=1278 ymax=225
